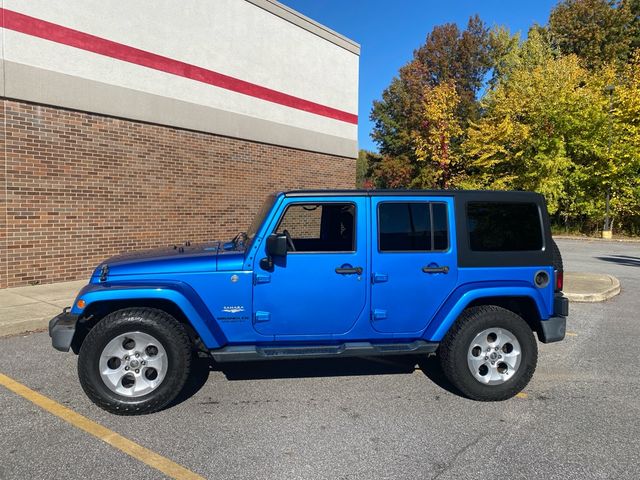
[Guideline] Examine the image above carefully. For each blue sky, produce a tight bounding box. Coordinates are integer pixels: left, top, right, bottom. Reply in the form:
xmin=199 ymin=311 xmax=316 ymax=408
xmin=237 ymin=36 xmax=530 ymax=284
xmin=281 ymin=0 xmax=559 ymax=152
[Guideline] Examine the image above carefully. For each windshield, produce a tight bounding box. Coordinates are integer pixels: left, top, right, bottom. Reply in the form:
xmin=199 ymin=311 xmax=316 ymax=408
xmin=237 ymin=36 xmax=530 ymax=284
xmin=246 ymin=194 xmax=277 ymax=246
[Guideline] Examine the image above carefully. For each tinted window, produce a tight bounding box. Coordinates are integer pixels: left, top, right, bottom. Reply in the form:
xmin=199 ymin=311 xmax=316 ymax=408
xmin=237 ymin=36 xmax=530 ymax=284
xmin=378 ymin=202 xmax=448 ymax=252
xmin=432 ymin=203 xmax=448 ymax=250
xmin=276 ymin=203 xmax=355 ymax=252
xmin=467 ymin=202 xmax=543 ymax=251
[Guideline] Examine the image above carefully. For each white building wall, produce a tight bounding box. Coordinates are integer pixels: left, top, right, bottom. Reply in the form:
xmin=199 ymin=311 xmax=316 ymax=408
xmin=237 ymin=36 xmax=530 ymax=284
xmin=0 ymin=0 xmax=360 ymax=157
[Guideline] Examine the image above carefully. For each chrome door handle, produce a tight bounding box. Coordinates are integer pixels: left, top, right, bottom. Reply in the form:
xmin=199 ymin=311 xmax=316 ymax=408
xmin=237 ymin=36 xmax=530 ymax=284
xmin=422 ymin=265 xmax=449 ymax=274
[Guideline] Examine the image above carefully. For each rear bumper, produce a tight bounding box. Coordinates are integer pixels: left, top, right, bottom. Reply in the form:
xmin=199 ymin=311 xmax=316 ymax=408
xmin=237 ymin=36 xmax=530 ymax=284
xmin=49 ymin=308 xmax=79 ymax=352
xmin=554 ymin=294 xmax=569 ymax=317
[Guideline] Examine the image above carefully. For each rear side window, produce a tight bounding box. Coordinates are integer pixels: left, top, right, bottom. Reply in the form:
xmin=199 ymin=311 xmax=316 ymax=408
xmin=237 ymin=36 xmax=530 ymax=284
xmin=378 ymin=202 xmax=448 ymax=252
xmin=467 ymin=202 xmax=543 ymax=251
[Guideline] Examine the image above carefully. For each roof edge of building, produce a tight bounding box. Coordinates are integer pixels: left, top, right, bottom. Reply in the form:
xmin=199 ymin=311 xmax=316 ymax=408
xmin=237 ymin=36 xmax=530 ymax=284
xmin=246 ymin=0 xmax=361 ymax=55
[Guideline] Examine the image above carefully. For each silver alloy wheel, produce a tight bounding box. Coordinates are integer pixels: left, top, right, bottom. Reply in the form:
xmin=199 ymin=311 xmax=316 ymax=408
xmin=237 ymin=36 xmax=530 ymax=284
xmin=98 ymin=331 xmax=168 ymax=397
xmin=467 ymin=327 xmax=521 ymax=385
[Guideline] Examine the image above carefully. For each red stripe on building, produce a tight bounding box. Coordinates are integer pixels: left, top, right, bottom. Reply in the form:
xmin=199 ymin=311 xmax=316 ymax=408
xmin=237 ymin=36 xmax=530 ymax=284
xmin=1 ymin=8 xmax=358 ymax=124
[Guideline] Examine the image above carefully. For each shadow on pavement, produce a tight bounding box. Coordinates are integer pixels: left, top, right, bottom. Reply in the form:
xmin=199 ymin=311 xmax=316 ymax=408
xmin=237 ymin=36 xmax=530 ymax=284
xmin=215 ymin=355 xmax=418 ymax=380
xmin=595 ymin=255 xmax=640 ymax=267
xmin=166 ymin=354 xmax=463 ymax=408
xmin=416 ymin=354 xmax=462 ymax=397
xmin=166 ymin=355 xmax=215 ymax=409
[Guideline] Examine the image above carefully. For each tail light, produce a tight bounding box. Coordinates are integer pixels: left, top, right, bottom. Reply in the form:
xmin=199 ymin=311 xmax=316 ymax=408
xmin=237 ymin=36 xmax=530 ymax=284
xmin=555 ymin=270 xmax=564 ymax=291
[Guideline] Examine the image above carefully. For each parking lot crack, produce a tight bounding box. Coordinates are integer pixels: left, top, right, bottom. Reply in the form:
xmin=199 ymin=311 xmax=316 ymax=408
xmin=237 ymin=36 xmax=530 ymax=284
xmin=432 ymin=434 xmax=485 ymax=480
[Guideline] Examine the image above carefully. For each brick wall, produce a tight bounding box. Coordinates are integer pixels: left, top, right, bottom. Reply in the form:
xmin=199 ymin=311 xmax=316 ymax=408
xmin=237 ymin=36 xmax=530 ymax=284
xmin=0 ymin=99 xmax=356 ymax=288
xmin=0 ymin=101 xmax=6 ymax=288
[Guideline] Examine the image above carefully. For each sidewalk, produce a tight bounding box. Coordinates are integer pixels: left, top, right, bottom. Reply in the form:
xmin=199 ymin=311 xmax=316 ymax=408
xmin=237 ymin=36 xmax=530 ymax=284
xmin=0 ymin=280 xmax=85 ymax=337
xmin=0 ymin=272 xmax=622 ymax=337
xmin=562 ymin=272 xmax=621 ymax=303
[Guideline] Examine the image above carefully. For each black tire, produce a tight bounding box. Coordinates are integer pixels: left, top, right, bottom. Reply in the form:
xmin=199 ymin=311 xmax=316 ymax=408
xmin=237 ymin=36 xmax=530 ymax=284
xmin=438 ymin=306 xmax=538 ymax=401
xmin=551 ymin=238 xmax=563 ymax=272
xmin=78 ymin=308 xmax=192 ymax=415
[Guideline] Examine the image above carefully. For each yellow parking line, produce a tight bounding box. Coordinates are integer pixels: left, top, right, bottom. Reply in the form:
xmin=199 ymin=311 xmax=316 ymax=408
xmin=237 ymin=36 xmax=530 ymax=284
xmin=515 ymin=392 xmax=528 ymax=399
xmin=0 ymin=372 xmax=205 ymax=480
xmin=566 ymin=332 xmax=578 ymax=337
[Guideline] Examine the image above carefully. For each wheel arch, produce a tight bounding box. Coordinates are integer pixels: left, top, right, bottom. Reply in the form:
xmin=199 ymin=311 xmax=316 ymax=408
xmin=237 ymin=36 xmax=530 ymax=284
xmin=465 ymin=296 xmax=544 ymax=340
xmin=423 ymin=283 xmax=547 ymax=342
xmin=71 ymin=283 xmax=226 ymax=353
xmin=73 ymin=298 xmax=202 ymax=354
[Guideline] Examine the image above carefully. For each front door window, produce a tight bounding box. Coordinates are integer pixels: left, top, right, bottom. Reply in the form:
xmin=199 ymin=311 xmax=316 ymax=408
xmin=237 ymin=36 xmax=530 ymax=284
xmin=276 ymin=203 xmax=355 ymax=253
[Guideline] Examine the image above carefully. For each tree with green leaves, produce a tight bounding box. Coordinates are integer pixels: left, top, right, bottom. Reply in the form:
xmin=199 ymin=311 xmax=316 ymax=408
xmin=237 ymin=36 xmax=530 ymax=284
xmin=605 ymin=51 xmax=640 ymax=231
xmin=463 ymin=44 xmax=640 ymax=231
xmin=463 ymin=53 xmax=600 ymax=213
xmin=356 ymin=150 xmax=369 ymax=188
xmin=488 ymin=26 xmax=554 ymax=87
xmin=548 ymin=0 xmax=636 ymax=69
xmin=626 ymin=0 xmax=640 ymax=51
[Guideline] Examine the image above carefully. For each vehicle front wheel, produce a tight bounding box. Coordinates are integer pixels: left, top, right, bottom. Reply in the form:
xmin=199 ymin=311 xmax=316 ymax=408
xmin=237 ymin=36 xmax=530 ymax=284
xmin=78 ymin=308 xmax=192 ymax=415
xmin=438 ymin=306 xmax=537 ymax=401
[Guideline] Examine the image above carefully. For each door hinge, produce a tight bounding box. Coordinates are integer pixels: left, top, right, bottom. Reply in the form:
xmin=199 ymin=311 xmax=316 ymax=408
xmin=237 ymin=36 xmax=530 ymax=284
xmin=372 ymin=272 xmax=388 ymax=284
xmin=254 ymin=311 xmax=271 ymax=323
xmin=371 ymin=309 xmax=387 ymax=321
xmin=254 ymin=273 xmax=271 ymax=285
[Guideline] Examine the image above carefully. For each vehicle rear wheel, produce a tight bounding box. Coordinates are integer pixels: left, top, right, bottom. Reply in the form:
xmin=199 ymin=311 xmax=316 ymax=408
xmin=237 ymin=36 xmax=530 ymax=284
xmin=438 ymin=306 xmax=537 ymax=401
xmin=78 ymin=308 xmax=192 ymax=415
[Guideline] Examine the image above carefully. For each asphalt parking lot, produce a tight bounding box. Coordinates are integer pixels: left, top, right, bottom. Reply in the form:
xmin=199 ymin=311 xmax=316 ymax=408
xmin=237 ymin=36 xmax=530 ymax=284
xmin=1 ymin=238 xmax=638 ymax=480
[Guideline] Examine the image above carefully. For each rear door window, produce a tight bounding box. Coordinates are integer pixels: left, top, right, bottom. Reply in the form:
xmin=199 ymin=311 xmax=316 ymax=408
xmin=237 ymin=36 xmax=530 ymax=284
xmin=467 ymin=202 xmax=543 ymax=251
xmin=378 ymin=202 xmax=449 ymax=252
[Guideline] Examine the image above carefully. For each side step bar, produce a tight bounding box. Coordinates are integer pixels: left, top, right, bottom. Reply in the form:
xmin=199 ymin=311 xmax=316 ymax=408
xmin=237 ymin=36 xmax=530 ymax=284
xmin=210 ymin=340 xmax=439 ymax=363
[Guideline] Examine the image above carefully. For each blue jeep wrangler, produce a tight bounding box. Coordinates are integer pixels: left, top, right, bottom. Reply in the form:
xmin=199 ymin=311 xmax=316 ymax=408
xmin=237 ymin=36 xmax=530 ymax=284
xmin=50 ymin=190 xmax=568 ymax=414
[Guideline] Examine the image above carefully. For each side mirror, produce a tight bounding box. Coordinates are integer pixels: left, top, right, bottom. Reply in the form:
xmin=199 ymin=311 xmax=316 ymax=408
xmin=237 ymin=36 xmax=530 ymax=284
xmin=261 ymin=233 xmax=288 ymax=271
xmin=266 ymin=233 xmax=288 ymax=257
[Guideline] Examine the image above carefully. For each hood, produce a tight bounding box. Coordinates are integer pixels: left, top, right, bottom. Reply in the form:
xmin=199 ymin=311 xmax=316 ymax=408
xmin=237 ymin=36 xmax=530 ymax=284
xmin=90 ymin=241 xmax=245 ymax=279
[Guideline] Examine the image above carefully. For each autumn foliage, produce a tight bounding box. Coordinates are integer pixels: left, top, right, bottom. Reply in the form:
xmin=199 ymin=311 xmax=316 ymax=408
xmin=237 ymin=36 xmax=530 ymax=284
xmin=365 ymin=0 xmax=640 ymax=234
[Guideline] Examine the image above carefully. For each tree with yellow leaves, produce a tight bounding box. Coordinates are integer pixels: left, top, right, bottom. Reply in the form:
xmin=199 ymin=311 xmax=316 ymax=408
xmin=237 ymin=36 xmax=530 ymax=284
xmin=366 ymin=3 xmax=640 ymax=234
xmin=411 ymin=81 xmax=463 ymax=189
xmin=463 ymin=35 xmax=639 ymax=232
xmin=463 ymin=52 xmax=601 ymax=214
xmin=607 ymin=51 xmax=640 ymax=231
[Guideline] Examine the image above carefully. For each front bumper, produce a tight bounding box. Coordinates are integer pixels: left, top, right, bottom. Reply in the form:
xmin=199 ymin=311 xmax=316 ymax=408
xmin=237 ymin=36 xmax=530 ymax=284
xmin=49 ymin=308 xmax=79 ymax=352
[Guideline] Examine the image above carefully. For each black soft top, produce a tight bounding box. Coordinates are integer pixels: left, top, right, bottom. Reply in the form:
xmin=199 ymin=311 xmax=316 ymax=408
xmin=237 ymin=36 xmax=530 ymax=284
xmin=284 ymin=189 xmax=542 ymax=199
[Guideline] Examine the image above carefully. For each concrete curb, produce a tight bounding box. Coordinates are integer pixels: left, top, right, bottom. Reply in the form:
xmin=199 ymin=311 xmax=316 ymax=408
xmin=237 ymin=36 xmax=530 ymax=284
xmin=0 ymin=312 xmax=57 ymax=338
xmin=554 ymin=235 xmax=640 ymax=244
xmin=563 ymin=273 xmax=621 ymax=303
xmin=1 ymin=321 xmax=50 ymax=338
